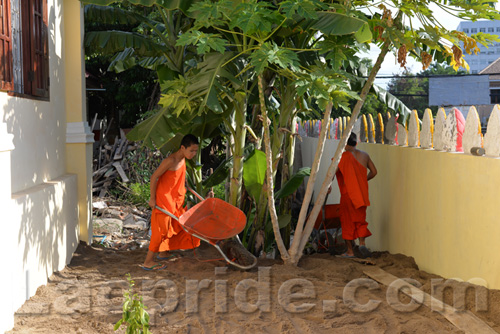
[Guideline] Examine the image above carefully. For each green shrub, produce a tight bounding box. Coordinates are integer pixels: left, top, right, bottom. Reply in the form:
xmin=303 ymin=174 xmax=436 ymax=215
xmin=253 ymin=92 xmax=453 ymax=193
xmin=114 ymin=274 xmax=152 ymax=334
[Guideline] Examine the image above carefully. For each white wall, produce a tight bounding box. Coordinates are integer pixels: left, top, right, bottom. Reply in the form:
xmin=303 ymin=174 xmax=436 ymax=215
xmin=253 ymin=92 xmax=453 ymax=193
xmin=0 ymin=0 xmax=81 ymax=331
xmin=10 ymin=175 xmax=79 ymax=319
xmin=3 ymin=1 xmax=67 ymax=194
xmin=300 ymin=137 xmax=342 ymax=205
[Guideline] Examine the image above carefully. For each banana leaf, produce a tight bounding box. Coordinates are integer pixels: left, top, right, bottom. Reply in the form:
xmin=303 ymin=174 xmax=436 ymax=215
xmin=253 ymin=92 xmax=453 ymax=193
xmin=202 ymin=157 xmax=233 ymax=189
xmin=243 ymin=149 xmax=267 ymax=202
xmin=275 ymin=167 xmax=311 ymax=200
xmin=85 ymin=31 xmax=168 ymax=57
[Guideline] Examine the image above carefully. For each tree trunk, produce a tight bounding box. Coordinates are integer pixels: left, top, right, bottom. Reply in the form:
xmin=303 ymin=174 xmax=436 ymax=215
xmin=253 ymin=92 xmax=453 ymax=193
xmin=288 ymin=102 xmax=333 ymax=260
xmin=292 ymin=40 xmax=392 ymax=263
xmin=228 ymin=100 xmax=247 ymax=207
xmin=258 ymin=75 xmax=290 ymax=262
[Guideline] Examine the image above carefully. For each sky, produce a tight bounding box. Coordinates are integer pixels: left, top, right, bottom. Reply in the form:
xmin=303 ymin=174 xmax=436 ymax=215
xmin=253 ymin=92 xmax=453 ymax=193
xmin=364 ymin=3 xmax=498 ymax=88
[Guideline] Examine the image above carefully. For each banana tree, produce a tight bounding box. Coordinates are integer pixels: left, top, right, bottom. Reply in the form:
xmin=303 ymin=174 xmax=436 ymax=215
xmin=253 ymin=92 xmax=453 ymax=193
xmin=83 ymin=0 xmax=231 ymax=195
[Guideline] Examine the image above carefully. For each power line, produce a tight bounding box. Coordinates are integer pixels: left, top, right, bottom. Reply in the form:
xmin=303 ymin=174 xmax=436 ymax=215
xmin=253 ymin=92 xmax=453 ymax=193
xmin=369 ymin=73 xmax=500 ymax=79
xmin=391 ymin=94 xmax=428 ymax=97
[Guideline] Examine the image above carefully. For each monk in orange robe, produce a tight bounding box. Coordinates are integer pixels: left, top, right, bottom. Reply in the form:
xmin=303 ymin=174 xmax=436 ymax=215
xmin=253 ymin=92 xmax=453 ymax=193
xmin=335 ymin=132 xmax=377 ymax=258
xmin=142 ymin=134 xmax=201 ymax=270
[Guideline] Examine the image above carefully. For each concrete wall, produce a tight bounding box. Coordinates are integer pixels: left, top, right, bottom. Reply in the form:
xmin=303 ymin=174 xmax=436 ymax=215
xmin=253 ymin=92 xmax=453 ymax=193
xmin=0 ymin=1 xmax=91 ymax=332
xmin=300 ymin=138 xmax=500 ymax=290
xmin=10 ymin=175 xmax=79 ymax=320
xmin=299 ymin=137 xmax=342 ymax=205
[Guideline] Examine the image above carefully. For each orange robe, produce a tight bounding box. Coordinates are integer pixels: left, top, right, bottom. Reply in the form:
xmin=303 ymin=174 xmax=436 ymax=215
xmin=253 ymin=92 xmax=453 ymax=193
xmin=149 ymin=162 xmax=200 ymax=252
xmin=336 ymin=151 xmax=372 ymax=241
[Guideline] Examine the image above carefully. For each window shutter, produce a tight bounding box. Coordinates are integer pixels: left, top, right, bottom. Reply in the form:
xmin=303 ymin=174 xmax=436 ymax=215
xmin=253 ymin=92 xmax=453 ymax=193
xmin=29 ymin=0 xmax=48 ymax=98
xmin=0 ymin=0 xmax=13 ymax=91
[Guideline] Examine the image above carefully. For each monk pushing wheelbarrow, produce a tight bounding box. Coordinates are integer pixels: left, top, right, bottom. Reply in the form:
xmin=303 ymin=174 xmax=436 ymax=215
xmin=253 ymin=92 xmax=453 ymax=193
xmin=155 ymin=188 xmax=257 ymax=270
xmin=142 ymin=134 xmax=256 ymax=271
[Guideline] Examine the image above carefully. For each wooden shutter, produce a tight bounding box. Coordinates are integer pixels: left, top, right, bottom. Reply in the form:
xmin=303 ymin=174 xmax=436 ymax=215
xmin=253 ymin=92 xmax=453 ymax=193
xmin=23 ymin=0 xmax=49 ymax=98
xmin=0 ymin=0 xmax=13 ymax=91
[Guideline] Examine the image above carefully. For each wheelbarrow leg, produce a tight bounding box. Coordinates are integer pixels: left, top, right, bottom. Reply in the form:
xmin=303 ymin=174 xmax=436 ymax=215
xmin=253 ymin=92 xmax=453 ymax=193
xmin=214 ymin=236 xmax=257 ymax=270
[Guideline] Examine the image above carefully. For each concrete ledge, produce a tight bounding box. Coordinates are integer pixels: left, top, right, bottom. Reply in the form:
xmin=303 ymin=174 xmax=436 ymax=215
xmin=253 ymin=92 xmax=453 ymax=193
xmin=8 ymin=174 xmax=79 ymax=326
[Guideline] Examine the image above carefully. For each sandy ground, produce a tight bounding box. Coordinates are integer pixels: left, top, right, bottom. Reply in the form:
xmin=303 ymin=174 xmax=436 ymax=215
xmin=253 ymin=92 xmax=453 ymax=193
xmin=7 ymin=241 xmax=500 ymax=334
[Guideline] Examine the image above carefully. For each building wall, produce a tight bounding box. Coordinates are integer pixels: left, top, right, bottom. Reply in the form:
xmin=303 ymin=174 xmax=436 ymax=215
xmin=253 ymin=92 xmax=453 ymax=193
xmin=10 ymin=175 xmax=79 ymax=320
xmin=429 ymin=75 xmax=490 ymax=107
xmin=300 ymin=138 xmax=500 ymax=290
xmin=0 ymin=1 xmax=91 ymax=332
xmin=457 ymin=20 xmax=500 ymax=74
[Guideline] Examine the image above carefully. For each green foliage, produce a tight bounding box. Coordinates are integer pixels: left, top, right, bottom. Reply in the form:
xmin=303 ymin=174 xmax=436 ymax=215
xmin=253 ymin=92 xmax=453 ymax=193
xmin=176 ymin=31 xmax=227 ymax=54
xmin=108 ymin=146 xmax=162 ymax=207
xmin=311 ymin=12 xmax=370 ymax=41
xmin=250 ymin=42 xmax=300 ymax=75
xmin=82 ymin=0 xmax=500 ymax=262
xmin=387 ymin=69 xmax=428 ymax=113
xmin=229 ymin=1 xmax=281 ymax=36
xmin=280 ymin=0 xmax=327 ymax=19
xmin=202 ymin=156 xmax=232 ymax=189
xmin=114 ymin=274 xmax=151 ymax=334
xmin=86 ymin=56 xmax=158 ymax=128
xmin=129 ymin=182 xmax=151 ymax=206
xmin=275 ymin=167 xmax=311 ymax=200
xmin=243 ymin=149 xmax=267 ymax=203
xmin=211 ymin=183 xmax=225 ymax=200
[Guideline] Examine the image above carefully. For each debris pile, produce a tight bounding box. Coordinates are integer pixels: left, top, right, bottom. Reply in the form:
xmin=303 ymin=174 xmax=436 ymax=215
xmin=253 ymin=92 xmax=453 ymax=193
xmin=92 ymin=199 xmax=151 ymax=251
xmin=92 ymin=128 xmax=137 ymax=198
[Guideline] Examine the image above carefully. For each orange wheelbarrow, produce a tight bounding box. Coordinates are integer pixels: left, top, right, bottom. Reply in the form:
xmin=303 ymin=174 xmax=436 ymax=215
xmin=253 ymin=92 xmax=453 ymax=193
xmin=155 ymin=188 xmax=257 ymax=270
xmin=310 ymin=192 xmax=346 ymax=254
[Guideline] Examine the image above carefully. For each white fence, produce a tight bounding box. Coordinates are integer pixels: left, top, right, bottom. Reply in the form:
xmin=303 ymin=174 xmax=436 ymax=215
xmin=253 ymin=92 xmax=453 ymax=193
xmin=297 ymin=105 xmax=500 ymax=157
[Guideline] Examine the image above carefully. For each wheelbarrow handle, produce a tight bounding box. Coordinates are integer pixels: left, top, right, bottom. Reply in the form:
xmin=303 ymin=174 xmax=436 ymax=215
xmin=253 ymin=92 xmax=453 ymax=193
xmin=155 ymin=187 xmax=204 ymax=220
xmin=186 ymin=186 xmax=205 ymax=202
xmin=155 ymin=205 xmax=180 ymax=221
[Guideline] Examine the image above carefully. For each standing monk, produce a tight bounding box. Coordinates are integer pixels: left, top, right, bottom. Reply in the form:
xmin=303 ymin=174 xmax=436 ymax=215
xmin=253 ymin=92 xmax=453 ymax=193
xmin=142 ymin=134 xmax=201 ymax=270
xmin=335 ymin=132 xmax=377 ymax=258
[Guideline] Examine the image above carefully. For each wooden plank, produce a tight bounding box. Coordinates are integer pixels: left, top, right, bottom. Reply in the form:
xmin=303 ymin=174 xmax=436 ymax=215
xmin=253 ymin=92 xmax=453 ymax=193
xmin=104 ymin=168 xmax=117 ymax=178
xmin=93 ymin=162 xmax=112 ymax=178
xmin=363 ymin=266 xmax=496 ymax=334
xmin=113 ymin=161 xmax=129 ymax=182
xmin=114 ymin=138 xmax=127 ymax=160
xmin=110 ymin=136 xmax=119 ymax=158
xmin=98 ymin=180 xmax=113 ymax=198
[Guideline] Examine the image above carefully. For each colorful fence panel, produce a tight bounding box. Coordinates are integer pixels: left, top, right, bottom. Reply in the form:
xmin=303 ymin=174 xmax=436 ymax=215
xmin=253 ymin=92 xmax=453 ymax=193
xmin=297 ymin=104 xmax=500 ymax=157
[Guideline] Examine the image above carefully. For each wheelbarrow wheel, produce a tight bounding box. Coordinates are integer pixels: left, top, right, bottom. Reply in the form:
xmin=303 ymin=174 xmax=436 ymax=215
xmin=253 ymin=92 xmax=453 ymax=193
xmin=220 ymin=239 xmax=257 ymax=268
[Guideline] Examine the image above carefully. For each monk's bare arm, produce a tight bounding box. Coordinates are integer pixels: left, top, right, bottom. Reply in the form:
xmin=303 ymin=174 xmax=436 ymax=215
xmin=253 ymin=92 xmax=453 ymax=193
xmin=149 ymin=157 xmax=175 ymax=208
xmin=367 ymin=156 xmax=377 ymax=181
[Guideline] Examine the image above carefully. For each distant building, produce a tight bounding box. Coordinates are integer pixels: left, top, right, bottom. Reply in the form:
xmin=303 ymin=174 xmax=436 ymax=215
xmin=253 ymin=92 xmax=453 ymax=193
xmin=457 ymin=20 xmax=500 ymax=74
xmin=480 ymin=57 xmax=500 ymax=103
xmin=429 ymin=73 xmax=493 ymax=125
xmin=428 ymin=21 xmax=500 ymax=125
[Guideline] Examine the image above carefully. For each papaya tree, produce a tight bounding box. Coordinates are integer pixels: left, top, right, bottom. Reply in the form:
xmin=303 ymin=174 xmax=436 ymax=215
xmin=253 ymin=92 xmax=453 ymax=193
xmin=287 ymin=0 xmax=500 ymax=264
